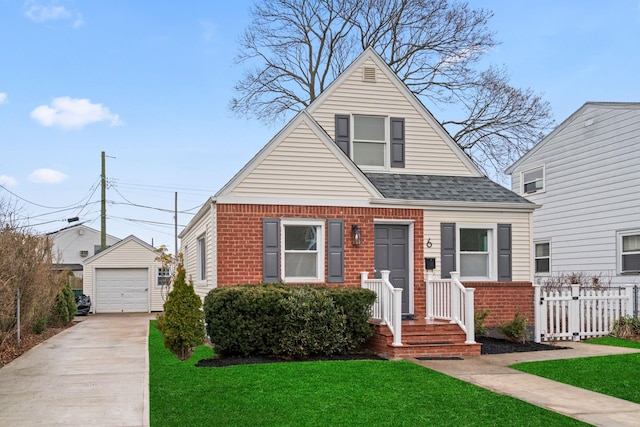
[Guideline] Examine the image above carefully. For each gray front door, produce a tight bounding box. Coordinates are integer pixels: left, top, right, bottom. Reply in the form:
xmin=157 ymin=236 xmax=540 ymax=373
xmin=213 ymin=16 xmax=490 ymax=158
xmin=374 ymin=224 xmax=410 ymax=314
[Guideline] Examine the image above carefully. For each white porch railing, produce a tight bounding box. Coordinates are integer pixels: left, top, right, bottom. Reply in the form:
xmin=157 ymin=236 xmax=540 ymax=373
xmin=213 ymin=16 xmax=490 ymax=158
xmin=426 ymin=272 xmax=476 ymax=344
xmin=361 ymin=271 xmax=403 ymax=347
xmin=534 ymin=284 xmax=635 ymax=343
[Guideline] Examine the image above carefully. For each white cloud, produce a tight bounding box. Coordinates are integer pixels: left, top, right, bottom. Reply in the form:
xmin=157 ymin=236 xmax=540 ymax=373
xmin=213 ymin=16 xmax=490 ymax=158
xmin=0 ymin=175 xmax=18 ymax=186
xmin=24 ymin=1 xmax=84 ymax=28
xmin=28 ymin=168 xmax=68 ymax=184
xmin=31 ymin=97 xmax=124 ymax=129
xmin=0 ymin=93 xmax=7 ymax=104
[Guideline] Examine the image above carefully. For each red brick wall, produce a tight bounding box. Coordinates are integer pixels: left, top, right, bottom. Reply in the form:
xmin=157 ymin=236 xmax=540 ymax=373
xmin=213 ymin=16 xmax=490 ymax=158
xmin=463 ymin=281 xmax=534 ymax=327
xmin=216 ymin=204 xmax=425 ymax=312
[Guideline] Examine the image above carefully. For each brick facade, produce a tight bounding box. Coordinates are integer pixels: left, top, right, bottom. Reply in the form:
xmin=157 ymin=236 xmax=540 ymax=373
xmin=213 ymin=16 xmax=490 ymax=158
xmin=463 ymin=281 xmax=534 ymax=327
xmin=216 ymin=204 xmax=425 ymax=313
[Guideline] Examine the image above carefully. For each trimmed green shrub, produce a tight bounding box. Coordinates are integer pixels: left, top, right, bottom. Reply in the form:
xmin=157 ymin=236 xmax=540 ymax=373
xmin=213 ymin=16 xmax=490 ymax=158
xmin=162 ymin=264 xmax=205 ymax=360
xmin=277 ymin=287 xmax=348 ymax=357
xmin=204 ymin=284 xmax=289 ymax=356
xmin=498 ymin=309 xmax=529 ymax=343
xmin=325 ymin=287 xmax=376 ymax=351
xmin=51 ymin=285 xmax=76 ymax=326
xmin=204 ymin=284 xmax=376 ymax=358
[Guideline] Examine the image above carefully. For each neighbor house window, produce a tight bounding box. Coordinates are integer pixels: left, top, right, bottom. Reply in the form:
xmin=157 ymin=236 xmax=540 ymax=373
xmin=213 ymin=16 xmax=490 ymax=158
xmin=353 ymin=115 xmax=386 ymax=167
xmin=157 ymin=268 xmax=170 ymax=287
xmin=197 ymin=235 xmax=206 ymax=281
xmin=534 ymin=241 xmax=550 ymax=274
xmin=618 ymin=230 xmax=640 ymax=274
xmin=281 ymin=220 xmax=324 ymax=282
xmin=522 ymin=166 xmax=544 ymax=194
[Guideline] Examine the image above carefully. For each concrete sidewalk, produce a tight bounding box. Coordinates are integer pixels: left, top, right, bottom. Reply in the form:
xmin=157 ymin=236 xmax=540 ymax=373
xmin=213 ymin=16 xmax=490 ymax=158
xmin=0 ymin=313 xmax=153 ymax=427
xmin=411 ymin=342 xmax=640 ymax=427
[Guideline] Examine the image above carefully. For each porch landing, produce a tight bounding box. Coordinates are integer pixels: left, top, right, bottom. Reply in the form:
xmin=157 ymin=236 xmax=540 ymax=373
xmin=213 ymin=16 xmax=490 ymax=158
xmin=366 ymin=318 xmax=482 ymax=360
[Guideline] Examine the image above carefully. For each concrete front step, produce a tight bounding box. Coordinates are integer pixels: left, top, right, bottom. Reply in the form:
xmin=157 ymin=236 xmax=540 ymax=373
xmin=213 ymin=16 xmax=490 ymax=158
xmin=366 ymin=319 xmax=481 ymax=359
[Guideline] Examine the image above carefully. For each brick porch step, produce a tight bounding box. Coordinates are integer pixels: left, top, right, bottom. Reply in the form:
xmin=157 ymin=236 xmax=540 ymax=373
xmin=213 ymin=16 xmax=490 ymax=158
xmin=366 ymin=319 xmax=482 ymax=359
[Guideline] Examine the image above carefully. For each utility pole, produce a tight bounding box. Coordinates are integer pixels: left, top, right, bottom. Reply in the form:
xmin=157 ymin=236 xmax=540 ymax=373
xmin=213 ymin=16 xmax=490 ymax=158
xmin=101 ymin=151 xmax=106 ymax=251
xmin=174 ymin=192 xmax=178 ymax=257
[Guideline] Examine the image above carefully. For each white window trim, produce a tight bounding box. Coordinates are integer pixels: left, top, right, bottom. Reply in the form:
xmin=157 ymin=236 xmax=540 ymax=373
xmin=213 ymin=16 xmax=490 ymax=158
xmin=351 ymin=114 xmax=389 ymax=171
xmin=533 ymin=240 xmax=551 ymax=276
xmin=280 ymin=219 xmax=325 ymax=283
xmin=521 ymin=165 xmax=545 ymax=195
xmin=456 ymin=223 xmax=497 ymax=281
xmin=617 ymin=229 xmax=640 ymax=275
xmin=196 ymin=234 xmax=207 ymax=284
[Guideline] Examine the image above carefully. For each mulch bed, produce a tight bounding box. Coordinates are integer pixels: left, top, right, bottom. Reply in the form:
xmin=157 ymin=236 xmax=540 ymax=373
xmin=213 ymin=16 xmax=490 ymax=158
xmin=196 ymin=337 xmax=570 ymax=367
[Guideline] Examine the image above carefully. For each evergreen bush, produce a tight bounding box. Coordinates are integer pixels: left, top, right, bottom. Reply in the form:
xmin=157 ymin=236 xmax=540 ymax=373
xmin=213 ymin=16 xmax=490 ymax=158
xmin=51 ymin=285 xmax=76 ymax=326
xmin=162 ymin=263 xmax=205 ymax=360
xmin=325 ymin=287 xmax=376 ymax=351
xmin=277 ymin=287 xmax=348 ymax=358
xmin=498 ymin=309 xmax=529 ymax=343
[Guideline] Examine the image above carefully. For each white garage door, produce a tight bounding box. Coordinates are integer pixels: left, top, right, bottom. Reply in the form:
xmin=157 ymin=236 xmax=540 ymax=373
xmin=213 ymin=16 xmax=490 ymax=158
xmin=95 ymin=268 xmax=149 ymax=313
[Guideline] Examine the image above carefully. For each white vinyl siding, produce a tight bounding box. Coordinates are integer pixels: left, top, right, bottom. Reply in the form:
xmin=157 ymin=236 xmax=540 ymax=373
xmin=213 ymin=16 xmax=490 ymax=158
xmin=180 ymin=202 xmax=216 ymax=299
xmin=510 ymin=104 xmax=640 ymax=282
xmin=231 ymin=120 xmax=374 ymax=200
xmin=424 ymin=209 xmax=532 ymax=281
xmin=310 ymin=57 xmax=477 ymax=176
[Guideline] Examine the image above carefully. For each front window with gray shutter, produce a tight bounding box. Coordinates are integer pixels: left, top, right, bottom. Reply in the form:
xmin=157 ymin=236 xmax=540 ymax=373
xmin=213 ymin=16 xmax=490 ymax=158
xmin=459 ymin=228 xmax=490 ymax=278
xmin=281 ymin=219 xmax=325 ymax=282
xmin=353 ymin=115 xmax=386 ymax=167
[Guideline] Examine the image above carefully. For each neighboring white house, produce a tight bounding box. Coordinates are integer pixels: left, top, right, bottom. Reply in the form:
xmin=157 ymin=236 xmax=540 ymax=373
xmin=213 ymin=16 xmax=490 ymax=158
xmin=83 ymin=235 xmax=165 ymax=313
xmin=506 ymin=102 xmax=640 ymax=285
xmin=49 ymin=223 xmax=120 ymax=278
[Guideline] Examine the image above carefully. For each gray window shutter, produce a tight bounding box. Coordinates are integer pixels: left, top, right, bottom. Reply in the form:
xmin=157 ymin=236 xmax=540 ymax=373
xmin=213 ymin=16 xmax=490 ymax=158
xmin=263 ymin=218 xmax=280 ymax=283
xmin=441 ymin=223 xmax=456 ymax=279
xmin=335 ymin=114 xmax=350 ymax=156
xmin=497 ymin=224 xmax=512 ymax=281
xmin=390 ymin=117 xmax=405 ymax=168
xmin=327 ymin=220 xmax=344 ymax=283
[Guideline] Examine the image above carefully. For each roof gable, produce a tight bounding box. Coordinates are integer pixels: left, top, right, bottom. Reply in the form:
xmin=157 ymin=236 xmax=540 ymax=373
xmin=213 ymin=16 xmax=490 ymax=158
xmin=307 ymin=47 xmax=482 ymax=176
xmin=83 ymin=235 xmax=157 ymax=264
xmin=506 ymin=102 xmax=640 ymax=174
xmin=216 ymin=111 xmax=382 ymax=202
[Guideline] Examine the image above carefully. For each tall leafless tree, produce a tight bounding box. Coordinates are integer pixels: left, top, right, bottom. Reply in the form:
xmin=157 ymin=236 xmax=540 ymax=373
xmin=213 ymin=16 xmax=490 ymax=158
xmin=231 ymin=0 xmax=554 ymax=180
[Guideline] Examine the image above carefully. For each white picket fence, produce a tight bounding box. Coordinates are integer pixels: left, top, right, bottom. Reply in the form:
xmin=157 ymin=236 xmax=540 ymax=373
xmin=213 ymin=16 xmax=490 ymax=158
xmin=534 ymin=284 xmax=636 ymax=343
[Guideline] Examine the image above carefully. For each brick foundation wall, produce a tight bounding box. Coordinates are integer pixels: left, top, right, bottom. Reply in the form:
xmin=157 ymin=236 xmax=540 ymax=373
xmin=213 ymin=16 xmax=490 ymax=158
xmin=463 ymin=281 xmax=534 ymax=326
xmin=216 ymin=204 xmax=425 ymax=313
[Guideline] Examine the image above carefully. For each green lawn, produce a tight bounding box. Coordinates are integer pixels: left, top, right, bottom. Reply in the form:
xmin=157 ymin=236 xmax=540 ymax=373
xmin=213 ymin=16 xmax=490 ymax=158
xmin=149 ymin=322 xmax=587 ymax=426
xmin=511 ymin=337 xmax=640 ymax=404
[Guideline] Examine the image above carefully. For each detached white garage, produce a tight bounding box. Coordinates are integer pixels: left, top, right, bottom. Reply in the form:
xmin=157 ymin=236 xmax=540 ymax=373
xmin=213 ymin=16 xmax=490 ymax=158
xmin=83 ymin=235 xmax=164 ymax=313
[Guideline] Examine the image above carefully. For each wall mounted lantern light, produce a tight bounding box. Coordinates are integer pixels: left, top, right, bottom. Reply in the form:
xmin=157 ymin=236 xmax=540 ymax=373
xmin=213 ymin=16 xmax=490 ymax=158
xmin=351 ymin=224 xmax=362 ymax=246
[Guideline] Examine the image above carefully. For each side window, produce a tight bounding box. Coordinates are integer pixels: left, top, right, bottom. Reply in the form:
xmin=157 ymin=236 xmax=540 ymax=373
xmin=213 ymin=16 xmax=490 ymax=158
xmin=618 ymin=231 xmax=640 ymax=274
xmin=534 ymin=241 xmax=550 ymax=274
xmin=197 ymin=235 xmax=206 ymax=281
xmin=522 ymin=166 xmax=544 ymax=194
xmin=157 ymin=268 xmax=171 ymax=287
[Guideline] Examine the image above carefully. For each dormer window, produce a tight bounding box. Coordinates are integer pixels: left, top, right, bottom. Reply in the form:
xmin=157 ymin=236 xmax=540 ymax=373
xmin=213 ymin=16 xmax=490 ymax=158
xmin=335 ymin=114 xmax=405 ymax=170
xmin=353 ymin=115 xmax=386 ymax=167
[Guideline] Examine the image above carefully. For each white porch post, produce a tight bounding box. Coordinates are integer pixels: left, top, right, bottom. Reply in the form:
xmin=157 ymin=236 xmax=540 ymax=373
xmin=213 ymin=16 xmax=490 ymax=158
xmin=450 ymin=272 xmax=460 ymax=324
xmin=426 ymin=272 xmax=434 ymax=320
xmin=464 ymin=287 xmax=476 ymax=344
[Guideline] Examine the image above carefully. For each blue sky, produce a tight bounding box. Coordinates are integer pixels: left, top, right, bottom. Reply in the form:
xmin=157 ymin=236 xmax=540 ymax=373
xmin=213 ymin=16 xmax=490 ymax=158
xmin=1 ymin=0 xmax=639 ymax=254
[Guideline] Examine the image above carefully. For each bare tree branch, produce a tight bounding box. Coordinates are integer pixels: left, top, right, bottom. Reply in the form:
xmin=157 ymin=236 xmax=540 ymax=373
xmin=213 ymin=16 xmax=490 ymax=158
xmin=231 ymin=0 xmax=555 ymax=179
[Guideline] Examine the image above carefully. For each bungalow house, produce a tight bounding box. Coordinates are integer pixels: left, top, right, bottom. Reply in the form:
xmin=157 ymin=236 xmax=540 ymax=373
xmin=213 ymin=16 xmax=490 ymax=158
xmin=180 ymin=48 xmax=537 ymax=358
xmin=506 ymin=102 xmax=640 ymax=286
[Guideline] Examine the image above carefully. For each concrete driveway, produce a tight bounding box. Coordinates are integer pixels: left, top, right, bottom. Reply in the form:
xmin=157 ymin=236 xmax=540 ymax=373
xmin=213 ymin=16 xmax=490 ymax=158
xmin=0 ymin=313 xmax=153 ymax=427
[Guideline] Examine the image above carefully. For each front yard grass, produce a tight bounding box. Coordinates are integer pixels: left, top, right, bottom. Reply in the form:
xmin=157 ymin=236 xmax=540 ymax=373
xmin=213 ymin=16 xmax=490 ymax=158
xmin=149 ymin=322 xmax=587 ymax=426
xmin=511 ymin=337 xmax=640 ymax=404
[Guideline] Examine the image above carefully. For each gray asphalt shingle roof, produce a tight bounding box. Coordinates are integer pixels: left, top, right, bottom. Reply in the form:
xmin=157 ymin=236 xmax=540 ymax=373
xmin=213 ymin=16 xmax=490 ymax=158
xmin=365 ymin=173 xmax=534 ymax=204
